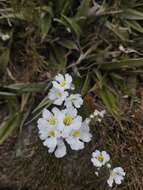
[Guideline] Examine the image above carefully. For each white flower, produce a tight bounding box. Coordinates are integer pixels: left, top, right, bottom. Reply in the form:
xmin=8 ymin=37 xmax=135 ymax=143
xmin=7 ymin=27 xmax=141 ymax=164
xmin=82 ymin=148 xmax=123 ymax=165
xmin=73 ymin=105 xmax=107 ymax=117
xmin=38 ymin=108 xmax=58 ymax=130
xmin=56 ymin=107 xmax=82 ymax=138
xmin=37 ymin=108 xmax=66 ymax=157
xmin=90 ymin=114 xmax=94 ymax=119
xmin=48 ymin=87 xmax=68 ymax=105
xmin=91 ymin=150 xmax=110 ymax=167
xmin=93 ymin=110 xmax=106 ymax=118
xmin=66 ymin=118 xmax=92 ymax=150
xmin=37 ymin=107 xmax=92 ymax=158
xmin=107 ymin=167 xmax=125 ymax=187
xmin=65 ymin=94 xmax=83 ymax=109
xmin=0 ymin=33 xmax=10 ymax=41
xmin=95 ymin=171 xmax=99 ymax=176
xmin=107 ymin=163 xmax=111 ymax=169
xmin=52 ymin=73 xmax=72 ymax=91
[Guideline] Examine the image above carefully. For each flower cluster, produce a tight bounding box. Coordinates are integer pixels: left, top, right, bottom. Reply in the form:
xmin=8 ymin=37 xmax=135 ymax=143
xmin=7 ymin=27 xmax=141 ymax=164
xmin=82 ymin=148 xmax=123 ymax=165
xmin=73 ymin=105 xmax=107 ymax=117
xmin=91 ymin=150 xmax=125 ymax=187
xmin=90 ymin=109 xmax=106 ymax=122
xmin=37 ymin=73 xmax=92 ymax=158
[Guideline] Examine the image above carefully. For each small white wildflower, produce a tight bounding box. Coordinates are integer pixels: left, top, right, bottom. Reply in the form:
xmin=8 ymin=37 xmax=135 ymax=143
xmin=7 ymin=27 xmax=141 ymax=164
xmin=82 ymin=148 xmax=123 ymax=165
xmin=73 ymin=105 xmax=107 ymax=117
xmin=65 ymin=94 xmax=83 ymax=109
xmin=90 ymin=114 xmax=94 ymax=119
xmin=66 ymin=118 xmax=92 ymax=150
xmin=48 ymin=87 xmax=68 ymax=105
xmin=52 ymin=73 xmax=72 ymax=91
xmin=37 ymin=108 xmax=67 ymax=158
xmin=107 ymin=167 xmax=125 ymax=187
xmin=0 ymin=33 xmax=10 ymax=41
xmin=97 ymin=118 xmax=102 ymax=122
xmin=95 ymin=171 xmax=99 ymax=176
xmin=67 ymin=27 xmax=71 ymax=33
xmin=107 ymin=163 xmax=111 ymax=169
xmin=91 ymin=150 xmax=110 ymax=168
xmin=94 ymin=110 xmax=106 ymax=118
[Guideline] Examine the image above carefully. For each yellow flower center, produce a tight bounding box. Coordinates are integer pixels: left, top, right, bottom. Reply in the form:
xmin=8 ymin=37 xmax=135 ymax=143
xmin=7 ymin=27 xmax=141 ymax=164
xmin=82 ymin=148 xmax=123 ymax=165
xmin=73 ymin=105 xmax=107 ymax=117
xmin=60 ymin=80 xmax=66 ymax=87
xmin=56 ymin=92 xmax=62 ymax=97
xmin=73 ymin=130 xmax=80 ymax=137
xmin=63 ymin=115 xmax=72 ymax=126
xmin=49 ymin=116 xmax=56 ymax=125
xmin=97 ymin=155 xmax=104 ymax=162
xmin=48 ymin=130 xmax=56 ymax=137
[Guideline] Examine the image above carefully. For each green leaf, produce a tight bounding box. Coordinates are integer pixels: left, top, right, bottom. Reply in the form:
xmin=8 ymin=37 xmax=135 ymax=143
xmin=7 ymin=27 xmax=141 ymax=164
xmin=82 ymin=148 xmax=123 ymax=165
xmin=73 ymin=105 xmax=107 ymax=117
xmin=0 ymin=113 xmax=20 ymax=144
xmin=4 ymin=83 xmax=46 ymax=92
xmin=40 ymin=14 xmax=52 ymax=40
xmin=81 ymin=74 xmax=90 ymax=96
xmin=32 ymin=96 xmax=52 ymax=113
xmin=0 ymin=92 xmax=16 ymax=96
xmin=0 ymin=49 xmax=10 ymax=74
xmin=101 ymin=58 xmax=143 ymax=70
xmin=61 ymin=15 xmax=81 ymax=37
xmin=122 ymin=8 xmax=143 ymax=20
xmin=76 ymin=0 xmax=91 ymax=18
xmin=99 ymin=86 xmax=119 ymax=117
xmin=106 ymin=21 xmax=129 ymax=41
xmin=52 ymin=46 xmax=67 ymax=68
xmin=58 ymin=39 xmax=78 ymax=50
xmin=124 ymin=20 xmax=143 ymax=33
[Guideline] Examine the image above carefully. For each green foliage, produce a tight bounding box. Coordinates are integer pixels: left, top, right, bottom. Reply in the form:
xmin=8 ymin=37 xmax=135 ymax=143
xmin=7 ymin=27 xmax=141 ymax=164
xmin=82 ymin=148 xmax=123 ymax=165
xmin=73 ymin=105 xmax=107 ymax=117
xmin=0 ymin=0 xmax=143 ymax=144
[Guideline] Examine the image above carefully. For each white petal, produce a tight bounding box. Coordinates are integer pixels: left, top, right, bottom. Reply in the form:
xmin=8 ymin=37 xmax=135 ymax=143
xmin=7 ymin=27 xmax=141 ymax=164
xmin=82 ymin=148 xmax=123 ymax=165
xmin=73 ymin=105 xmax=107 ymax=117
xmin=107 ymin=176 xmax=114 ymax=187
xmin=91 ymin=158 xmax=102 ymax=167
xmin=115 ymin=177 xmax=122 ymax=185
xmin=102 ymin=151 xmax=110 ymax=163
xmin=52 ymin=107 xmax=60 ymax=116
xmin=114 ymin=167 xmax=125 ymax=176
xmin=92 ymin=150 xmax=100 ymax=158
xmin=66 ymin=106 xmax=77 ymax=117
xmin=48 ymin=146 xmax=56 ymax=153
xmin=52 ymin=81 xmax=61 ymax=89
xmin=65 ymin=73 xmax=72 ymax=84
xmin=54 ymin=97 xmax=64 ymax=105
xmin=42 ymin=109 xmax=52 ymax=119
xmin=55 ymin=74 xmax=64 ymax=82
xmin=72 ymin=116 xmax=82 ymax=130
xmin=65 ymin=99 xmax=72 ymax=108
xmin=55 ymin=139 xmax=67 ymax=158
xmin=39 ymin=130 xmax=48 ymax=140
xmin=80 ymin=131 xmax=92 ymax=142
xmin=37 ymin=118 xmax=48 ymax=128
xmin=43 ymin=137 xmax=57 ymax=148
xmin=69 ymin=139 xmax=84 ymax=150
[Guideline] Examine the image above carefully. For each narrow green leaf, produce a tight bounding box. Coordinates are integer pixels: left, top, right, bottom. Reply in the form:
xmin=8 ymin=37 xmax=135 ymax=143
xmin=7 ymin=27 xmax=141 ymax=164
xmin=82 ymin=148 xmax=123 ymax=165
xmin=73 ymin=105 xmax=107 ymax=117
xmin=0 ymin=113 xmax=20 ymax=144
xmin=122 ymin=8 xmax=143 ymax=20
xmin=76 ymin=0 xmax=91 ymax=18
xmin=0 ymin=49 xmax=10 ymax=74
xmin=58 ymin=39 xmax=78 ymax=50
xmin=62 ymin=15 xmax=81 ymax=37
xmin=4 ymin=83 xmax=46 ymax=92
xmin=106 ymin=21 xmax=129 ymax=41
xmin=0 ymin=92 xmax=16 ymax=96
xmin=32 ymin=96 xmax=52 ymax=113
xmin=101 ymin=58 xmax=143 ymax=70
xmin=40 ymin=14 xmax=52 ymax=40
xmin=124 ymin=20 xmax=143 ymax=33
xmin=81 ymin=74 xmax=90 ymax=96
